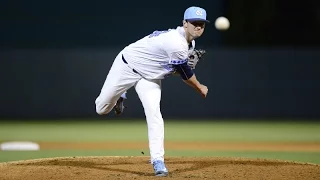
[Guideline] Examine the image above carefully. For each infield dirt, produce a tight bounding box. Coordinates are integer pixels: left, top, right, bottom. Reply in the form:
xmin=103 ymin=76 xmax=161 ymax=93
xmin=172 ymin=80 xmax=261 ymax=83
xmin=0 ymin=156 xmax=319 ymax=180
xmin=0 ymin=142 xmax=319 ymax=180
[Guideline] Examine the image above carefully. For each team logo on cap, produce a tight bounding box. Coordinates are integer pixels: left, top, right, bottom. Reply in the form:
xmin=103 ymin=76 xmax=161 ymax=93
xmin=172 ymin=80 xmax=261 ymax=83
xmin=195 ymin=10 xmax=203 ymax=16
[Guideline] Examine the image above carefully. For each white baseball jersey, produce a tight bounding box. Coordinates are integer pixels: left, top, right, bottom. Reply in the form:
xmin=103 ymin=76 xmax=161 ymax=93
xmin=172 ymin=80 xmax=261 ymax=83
xmin=122 ymin=26 xmax=195 ymax=80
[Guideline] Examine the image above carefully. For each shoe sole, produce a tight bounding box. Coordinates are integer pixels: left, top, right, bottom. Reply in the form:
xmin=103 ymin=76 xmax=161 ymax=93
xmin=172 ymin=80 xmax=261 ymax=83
xmin=155 ymin=171 xmax=168 ymax=177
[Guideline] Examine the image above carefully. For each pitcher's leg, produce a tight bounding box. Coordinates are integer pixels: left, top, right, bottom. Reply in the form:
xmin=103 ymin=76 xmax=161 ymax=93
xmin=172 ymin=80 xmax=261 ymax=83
xmin=95 ymin=85 xmax=126 ymax=115
xmin=135 ymin=79 xmax=164 ymax=162
xmin=95 ymin=53 xmax=138 ymax=115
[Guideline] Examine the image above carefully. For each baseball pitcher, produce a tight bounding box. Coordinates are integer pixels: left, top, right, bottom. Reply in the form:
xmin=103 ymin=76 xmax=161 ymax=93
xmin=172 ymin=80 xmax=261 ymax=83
xmin=95 ymin=6 xmax=209 ymax=177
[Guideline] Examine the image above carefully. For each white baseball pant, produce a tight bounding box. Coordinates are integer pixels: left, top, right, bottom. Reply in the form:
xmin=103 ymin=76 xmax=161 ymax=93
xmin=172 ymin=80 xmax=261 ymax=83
xmin=95 ymin=51 xmax=165 ymax=163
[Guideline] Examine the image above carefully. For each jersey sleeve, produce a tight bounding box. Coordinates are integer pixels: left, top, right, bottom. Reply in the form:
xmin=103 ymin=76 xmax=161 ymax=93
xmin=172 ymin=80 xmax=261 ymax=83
xmin=161 ymin=31 xmax=189 ymax=65
xmin=167 ymin=50 xmax=189 ymax=65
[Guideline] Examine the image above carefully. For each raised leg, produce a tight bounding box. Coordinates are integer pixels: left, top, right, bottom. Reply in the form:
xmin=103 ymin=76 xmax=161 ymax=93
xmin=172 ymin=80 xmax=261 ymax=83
xmin=95 ymin=53 xmax=139 ymax=115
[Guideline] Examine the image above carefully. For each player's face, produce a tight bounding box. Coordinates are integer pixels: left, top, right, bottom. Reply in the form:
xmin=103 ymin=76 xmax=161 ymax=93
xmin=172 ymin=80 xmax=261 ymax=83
xmin=186 ymin=21 xmax=205 ymax=38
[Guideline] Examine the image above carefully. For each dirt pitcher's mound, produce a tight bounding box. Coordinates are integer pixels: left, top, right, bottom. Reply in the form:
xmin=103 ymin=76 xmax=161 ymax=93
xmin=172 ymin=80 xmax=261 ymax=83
xmin=0 ymin=156 xmax=319 ymax=180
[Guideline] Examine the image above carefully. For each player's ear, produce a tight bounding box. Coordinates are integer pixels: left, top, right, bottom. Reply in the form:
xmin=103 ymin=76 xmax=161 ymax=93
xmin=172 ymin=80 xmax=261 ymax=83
xmin=183 ymin=20 xmax=188 ymax=27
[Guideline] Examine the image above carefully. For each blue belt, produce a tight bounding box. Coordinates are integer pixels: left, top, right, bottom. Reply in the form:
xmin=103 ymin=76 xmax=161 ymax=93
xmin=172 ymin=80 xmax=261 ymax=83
xmin=122 ymin=55 xmax=138 ymax=74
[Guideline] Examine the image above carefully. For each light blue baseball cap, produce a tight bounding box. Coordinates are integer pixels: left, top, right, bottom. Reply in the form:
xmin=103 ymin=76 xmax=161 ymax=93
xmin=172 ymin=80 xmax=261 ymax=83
xmin=184 ymin=6 xmax=210 ymax=23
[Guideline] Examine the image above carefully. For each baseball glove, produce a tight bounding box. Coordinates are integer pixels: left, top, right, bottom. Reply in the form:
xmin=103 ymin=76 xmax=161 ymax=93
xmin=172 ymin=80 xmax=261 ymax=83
xmin=187 ymin=49 xmax=206 ymax=69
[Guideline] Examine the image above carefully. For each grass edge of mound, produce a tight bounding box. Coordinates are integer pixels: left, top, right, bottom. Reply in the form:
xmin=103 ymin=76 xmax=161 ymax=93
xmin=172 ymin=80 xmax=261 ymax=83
xmin=0 ymin=156 xmax=318 ymax=167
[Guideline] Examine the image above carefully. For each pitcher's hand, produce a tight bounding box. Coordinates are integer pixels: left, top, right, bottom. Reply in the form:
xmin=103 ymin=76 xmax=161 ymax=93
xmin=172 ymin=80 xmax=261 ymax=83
xmin=198 ymin=84 xmax=208 ymax=98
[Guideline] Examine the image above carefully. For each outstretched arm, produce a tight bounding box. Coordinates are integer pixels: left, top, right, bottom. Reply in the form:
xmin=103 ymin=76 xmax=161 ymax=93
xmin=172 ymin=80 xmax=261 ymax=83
xmin=173 ymin=62 xmax=208 ymax=98
xmin=183 ymin=74 xmax=208 ymax=98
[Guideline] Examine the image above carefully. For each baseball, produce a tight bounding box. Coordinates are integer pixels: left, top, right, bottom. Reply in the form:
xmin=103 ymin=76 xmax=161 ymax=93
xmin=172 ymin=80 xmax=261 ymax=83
xmin=215 ymin=17 xmax=230 ymax=30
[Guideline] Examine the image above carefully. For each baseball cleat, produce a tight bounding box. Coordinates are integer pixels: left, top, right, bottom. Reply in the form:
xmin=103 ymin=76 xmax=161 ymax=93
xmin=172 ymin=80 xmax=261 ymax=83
xmin=114 ymin=97 xmax=126 ymax=115
xmin=153 ymin=160 xmax=168 ymax=177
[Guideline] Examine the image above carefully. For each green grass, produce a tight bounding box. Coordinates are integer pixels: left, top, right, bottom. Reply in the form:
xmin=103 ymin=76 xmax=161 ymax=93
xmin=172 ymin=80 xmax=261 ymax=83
xmin=0 ymin=120 xmax=319 ymax=163
xmin=0 ymin=120 xmax=319 ymax=142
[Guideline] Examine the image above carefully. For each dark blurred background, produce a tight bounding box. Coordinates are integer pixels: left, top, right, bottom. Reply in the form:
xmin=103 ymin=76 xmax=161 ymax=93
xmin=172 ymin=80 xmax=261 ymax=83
xmin=0 ymin=0 xmax=319 ymax=120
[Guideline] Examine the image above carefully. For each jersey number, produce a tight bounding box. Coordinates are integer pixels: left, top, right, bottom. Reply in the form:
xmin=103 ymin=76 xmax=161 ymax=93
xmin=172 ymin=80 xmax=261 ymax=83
xmin=148 ymin=30 xmax=169 ymax=38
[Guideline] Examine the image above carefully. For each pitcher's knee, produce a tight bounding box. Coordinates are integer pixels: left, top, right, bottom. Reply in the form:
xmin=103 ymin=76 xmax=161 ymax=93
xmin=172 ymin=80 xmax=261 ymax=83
xmin=95 ymin=103 xmax=114 ymax=115
xmin=96 ymin=107 xmax=106 ymax=115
